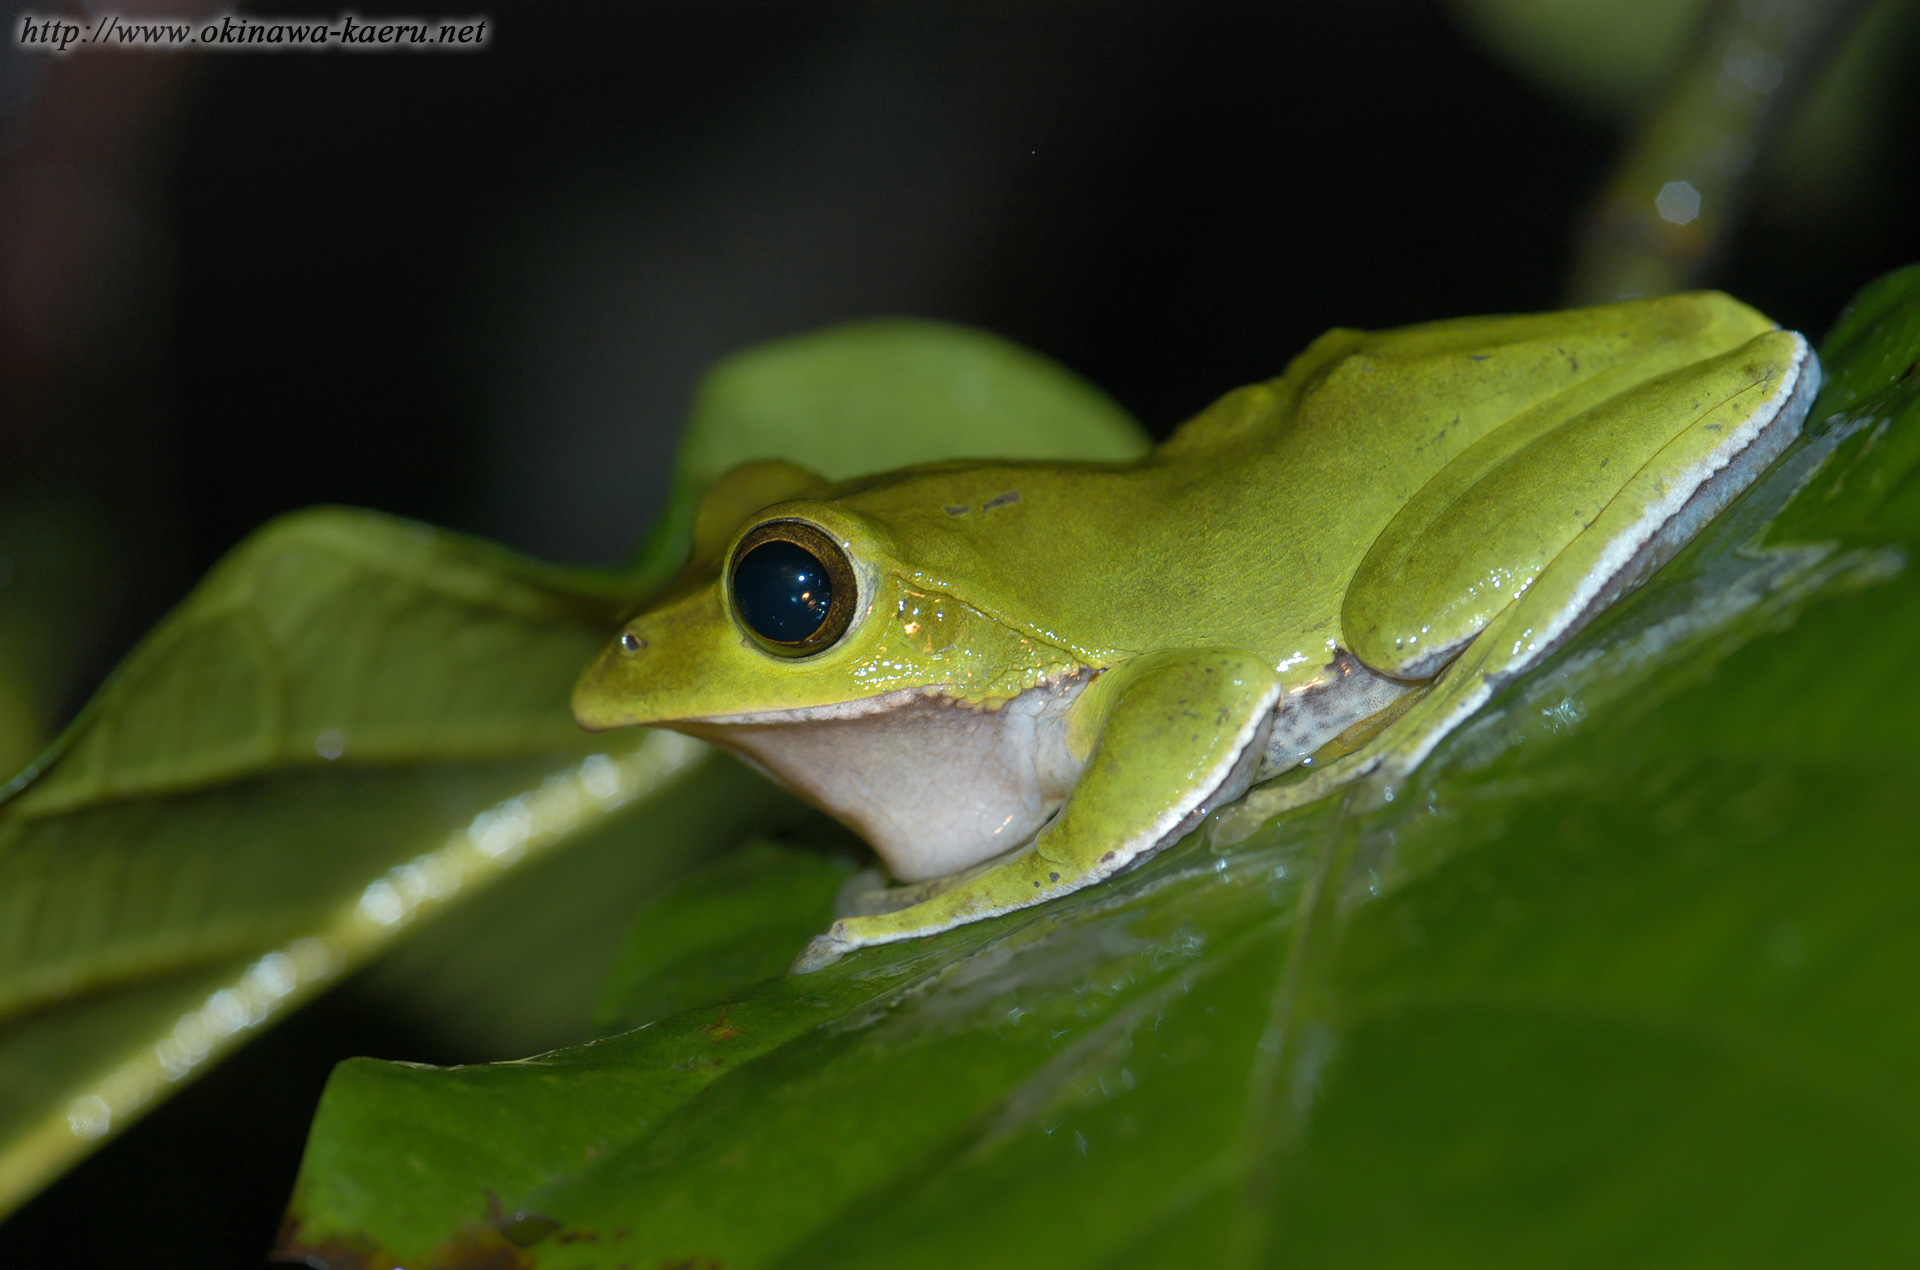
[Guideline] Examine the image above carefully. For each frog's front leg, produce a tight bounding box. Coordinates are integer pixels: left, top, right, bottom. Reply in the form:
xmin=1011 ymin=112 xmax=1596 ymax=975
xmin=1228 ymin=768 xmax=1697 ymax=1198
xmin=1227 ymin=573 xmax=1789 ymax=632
xmin=792 ymin=649 xmax=1282 ymax=972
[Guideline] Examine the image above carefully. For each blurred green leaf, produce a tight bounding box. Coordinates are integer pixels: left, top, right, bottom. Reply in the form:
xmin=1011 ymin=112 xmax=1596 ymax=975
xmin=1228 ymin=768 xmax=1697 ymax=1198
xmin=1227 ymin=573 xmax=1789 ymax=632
xmin=1448 ymin=0 xmax=1713 ymax=118
xmin=280 ymin=266 xmax=1920 ymax=1269
xmin=0 ymin=320 xmax=1145 ymax=1218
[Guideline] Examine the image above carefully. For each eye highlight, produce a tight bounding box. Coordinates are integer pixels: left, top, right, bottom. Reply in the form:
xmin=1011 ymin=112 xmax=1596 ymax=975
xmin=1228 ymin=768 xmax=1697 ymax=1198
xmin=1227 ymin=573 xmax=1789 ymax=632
xmin=728 ymin=520 xmax=857 ymax=655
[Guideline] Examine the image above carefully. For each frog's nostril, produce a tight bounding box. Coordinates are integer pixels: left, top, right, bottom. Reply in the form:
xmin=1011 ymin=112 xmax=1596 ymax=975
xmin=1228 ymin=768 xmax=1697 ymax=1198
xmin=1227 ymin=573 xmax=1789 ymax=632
xmin=618 ymin=631 xmax=646 ymax=653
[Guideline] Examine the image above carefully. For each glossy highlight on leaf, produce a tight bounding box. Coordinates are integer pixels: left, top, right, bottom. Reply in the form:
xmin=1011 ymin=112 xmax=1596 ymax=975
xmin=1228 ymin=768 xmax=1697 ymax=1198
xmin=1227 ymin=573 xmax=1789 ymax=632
xmin=277 ymin=268 xmax=1920 ymax=1269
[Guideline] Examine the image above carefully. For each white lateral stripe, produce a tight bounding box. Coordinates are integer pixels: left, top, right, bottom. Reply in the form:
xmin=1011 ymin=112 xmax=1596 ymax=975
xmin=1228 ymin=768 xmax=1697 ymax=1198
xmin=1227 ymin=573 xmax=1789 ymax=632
xmin=1547 ymin=335 xmax=1812 ymax=654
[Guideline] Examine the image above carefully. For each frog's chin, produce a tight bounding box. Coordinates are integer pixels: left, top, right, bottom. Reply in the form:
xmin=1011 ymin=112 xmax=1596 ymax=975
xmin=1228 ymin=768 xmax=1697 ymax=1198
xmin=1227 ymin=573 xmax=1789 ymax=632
xmin=674 ymin=673 xmax=1094 ymax=883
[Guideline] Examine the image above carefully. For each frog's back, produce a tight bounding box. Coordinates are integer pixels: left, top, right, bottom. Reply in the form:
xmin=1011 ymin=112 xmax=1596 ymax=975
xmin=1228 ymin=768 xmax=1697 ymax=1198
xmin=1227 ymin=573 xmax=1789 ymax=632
xmin=840 ymin=293 xmax=1780 ymax=671
xmin=1127 ymin=291 xmax=1782 ymax=651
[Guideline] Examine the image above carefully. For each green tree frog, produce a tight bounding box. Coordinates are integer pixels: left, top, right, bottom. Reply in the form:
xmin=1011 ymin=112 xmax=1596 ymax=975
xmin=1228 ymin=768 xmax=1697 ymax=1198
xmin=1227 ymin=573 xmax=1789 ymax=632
xmin=574 ymin=292 xmax=1818 ymax=971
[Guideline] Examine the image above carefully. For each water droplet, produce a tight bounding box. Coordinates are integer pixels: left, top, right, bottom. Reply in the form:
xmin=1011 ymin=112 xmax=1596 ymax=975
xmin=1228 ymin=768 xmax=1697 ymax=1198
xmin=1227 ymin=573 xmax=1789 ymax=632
xmin=1656 ymin=180 xmax=1701 ymax=225
xmin=356 ymin=879 xmax=404 ymax=926
xmin=67 ymin=1095 xmax=111 ymax=1139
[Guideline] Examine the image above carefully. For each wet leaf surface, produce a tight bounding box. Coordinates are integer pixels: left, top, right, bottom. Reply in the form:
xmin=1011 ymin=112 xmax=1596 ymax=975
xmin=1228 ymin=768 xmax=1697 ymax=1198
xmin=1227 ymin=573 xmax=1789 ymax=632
xmin=280 ymin=267 xmax=1920 ymax=1269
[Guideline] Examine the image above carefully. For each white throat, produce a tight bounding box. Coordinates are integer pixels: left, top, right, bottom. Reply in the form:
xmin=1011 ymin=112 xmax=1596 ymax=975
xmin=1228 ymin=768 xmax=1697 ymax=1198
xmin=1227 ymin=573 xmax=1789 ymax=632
xmin=680 ymin=675 xmax=1092 ymax=882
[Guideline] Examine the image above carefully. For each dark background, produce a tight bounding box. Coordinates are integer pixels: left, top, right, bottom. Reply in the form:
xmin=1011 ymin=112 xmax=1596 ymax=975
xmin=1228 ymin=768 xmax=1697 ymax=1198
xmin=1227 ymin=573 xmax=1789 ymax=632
xmin=0 ymin=1 xmax=1913 ymax=1263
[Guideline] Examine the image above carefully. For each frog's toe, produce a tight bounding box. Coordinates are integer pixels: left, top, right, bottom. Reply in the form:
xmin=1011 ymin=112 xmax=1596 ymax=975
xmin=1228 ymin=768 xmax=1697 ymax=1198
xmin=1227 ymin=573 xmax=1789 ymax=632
xmin=840 ymin=867 xmax=984 ymax=916
xmin=791 ymin=926 xmax=854 ymax=974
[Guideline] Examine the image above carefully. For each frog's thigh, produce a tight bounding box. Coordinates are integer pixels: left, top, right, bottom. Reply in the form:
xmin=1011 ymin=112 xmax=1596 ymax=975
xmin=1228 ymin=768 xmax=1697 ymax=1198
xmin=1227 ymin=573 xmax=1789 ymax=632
xmin=793 ymin=649 xmax=1281 ymax=972
xmin=1358 ymin=331 xmax=1817 ymax=777
xmin=1345 ymin=330 xmax=1813 ymax=681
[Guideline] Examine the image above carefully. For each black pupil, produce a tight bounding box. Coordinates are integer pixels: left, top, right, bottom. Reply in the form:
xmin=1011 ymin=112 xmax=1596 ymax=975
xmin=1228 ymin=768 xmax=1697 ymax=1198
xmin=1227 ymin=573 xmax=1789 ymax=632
xmin=733 ymin=539 xmax=834 ymax=644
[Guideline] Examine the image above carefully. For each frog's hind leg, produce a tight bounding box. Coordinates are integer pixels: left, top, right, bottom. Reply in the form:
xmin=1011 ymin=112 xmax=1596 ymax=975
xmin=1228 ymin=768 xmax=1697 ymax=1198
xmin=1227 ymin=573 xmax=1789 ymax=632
xmin=793 ymin=649 xmax=1282 ymax=971
xmin=1226 ymin=330 xmax=1819 ymax=834
xmin=1372 ymin=330 xmax=1816 ymax=772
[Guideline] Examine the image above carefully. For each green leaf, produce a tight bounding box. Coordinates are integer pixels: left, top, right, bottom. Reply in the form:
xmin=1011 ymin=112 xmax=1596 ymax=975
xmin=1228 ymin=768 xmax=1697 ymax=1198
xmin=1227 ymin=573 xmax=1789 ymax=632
xmin=1807 ymin=261 xmax=1920 ymax=425
xmin=593 ymin=838 xmax=860 ymax=1036
xmin=279 ymin=266 xmax=1920 ymax=1269
xmin=0 ymin=319 xmax=1142 ymax=1217
xmin=0 ymin=508 xmax=717 ymax=1216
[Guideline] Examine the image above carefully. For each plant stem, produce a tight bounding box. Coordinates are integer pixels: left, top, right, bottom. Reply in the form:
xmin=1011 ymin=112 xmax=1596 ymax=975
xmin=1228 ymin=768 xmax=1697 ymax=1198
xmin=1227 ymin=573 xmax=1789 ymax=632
xmin=1566 ymin=0 xmax=1869 ymax=303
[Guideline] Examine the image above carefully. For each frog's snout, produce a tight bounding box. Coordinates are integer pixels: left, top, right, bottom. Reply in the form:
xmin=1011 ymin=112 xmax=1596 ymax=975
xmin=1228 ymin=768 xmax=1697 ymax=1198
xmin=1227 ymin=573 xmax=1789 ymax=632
xmin=571 ymin=630 xmax=646 ymax=731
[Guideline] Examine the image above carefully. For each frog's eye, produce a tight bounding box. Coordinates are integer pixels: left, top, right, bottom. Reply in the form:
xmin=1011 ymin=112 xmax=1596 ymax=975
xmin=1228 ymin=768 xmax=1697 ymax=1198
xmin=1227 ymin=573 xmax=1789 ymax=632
xmin=728 ymin=519 xmax=858 ymax=656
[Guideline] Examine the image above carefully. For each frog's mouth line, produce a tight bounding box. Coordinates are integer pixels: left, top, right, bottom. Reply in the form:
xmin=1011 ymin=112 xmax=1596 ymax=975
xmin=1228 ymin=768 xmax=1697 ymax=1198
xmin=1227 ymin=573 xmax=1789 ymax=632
xmin=681 ymin=666 xmax=1098 ymax=727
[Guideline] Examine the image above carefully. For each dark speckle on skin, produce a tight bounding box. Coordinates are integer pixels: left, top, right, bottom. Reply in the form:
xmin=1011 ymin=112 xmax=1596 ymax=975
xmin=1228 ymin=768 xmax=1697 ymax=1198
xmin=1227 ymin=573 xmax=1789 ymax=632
xmin=944 ymin=504 xmax=970 ymax=517
xmin=1033 ymin=879 xmax=1041 ymax=887
xmin=1049 ymin=871 xmax=1060 ymax=882
xmin=1469 ymin=354 xmax=1489 ymax=362
xmin=1705 ymin=423 xmax=1721 ymax=431
xmin=983 ymin=490 xmax=1021 ymax=511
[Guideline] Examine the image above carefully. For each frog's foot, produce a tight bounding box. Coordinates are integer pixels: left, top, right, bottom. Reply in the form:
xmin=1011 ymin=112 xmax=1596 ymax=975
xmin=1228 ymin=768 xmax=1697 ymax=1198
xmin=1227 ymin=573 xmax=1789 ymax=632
xmin=797 ymin=844 xmax=1047 ymax=971
xmin=834 ymin=849 xmax=1023 ymax=919
xmin=798 ymin=845 xmax=1050 ymax=971
xmin=1212 ymin=749 xmax=1380 ymax=846
xmin=791 ymin=847 xmax=1049 ymax=974
xmin=1213 ymin=685 xmax=1430 ymax=843
xmin=790 ymin=648 xmax=1282 ymax=973
xmin=792 ymin=930 xmax=856 ymax=973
